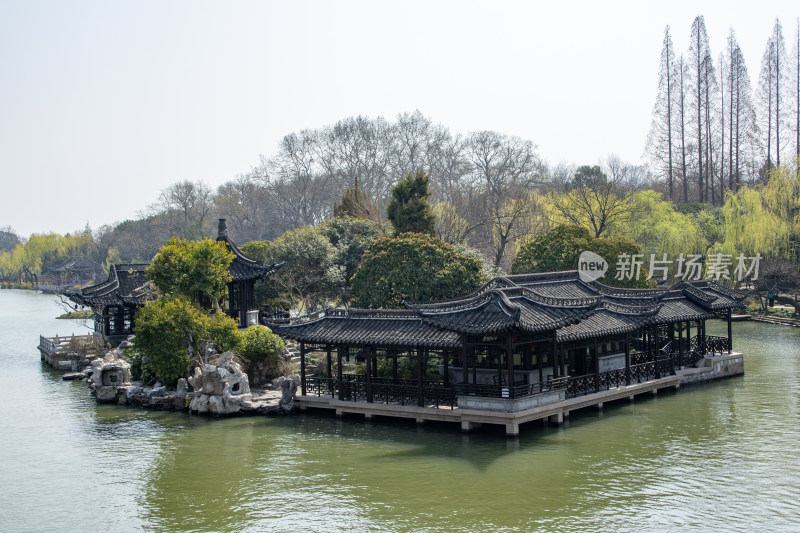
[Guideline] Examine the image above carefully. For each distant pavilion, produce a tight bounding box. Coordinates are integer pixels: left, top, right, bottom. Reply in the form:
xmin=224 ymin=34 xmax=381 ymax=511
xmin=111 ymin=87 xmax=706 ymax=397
xmin=67 ymin=219 xmax=283 ymax=343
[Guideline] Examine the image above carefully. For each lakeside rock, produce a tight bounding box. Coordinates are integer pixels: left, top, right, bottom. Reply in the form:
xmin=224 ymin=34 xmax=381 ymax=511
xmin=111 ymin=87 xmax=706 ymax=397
xmin=187 ymin=352 xmax=252 ymax=415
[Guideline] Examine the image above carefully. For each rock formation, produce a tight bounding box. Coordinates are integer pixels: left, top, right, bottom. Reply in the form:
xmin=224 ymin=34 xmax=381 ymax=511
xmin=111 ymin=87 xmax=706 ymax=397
xmin=87 ymin=343 xmax=132 ymax=402
xmin=187 ymin=352 xmax=252 ymax=415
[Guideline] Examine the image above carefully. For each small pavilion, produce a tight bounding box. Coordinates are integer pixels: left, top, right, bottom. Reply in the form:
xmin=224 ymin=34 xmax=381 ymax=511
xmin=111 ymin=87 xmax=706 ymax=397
xmin=67 ymin=219 xmax=283 ymax=343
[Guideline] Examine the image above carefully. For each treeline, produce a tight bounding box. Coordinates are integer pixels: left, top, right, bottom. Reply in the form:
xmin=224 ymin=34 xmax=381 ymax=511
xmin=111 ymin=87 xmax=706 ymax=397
xmin=646 ymin=16 xmax=800 ymax=204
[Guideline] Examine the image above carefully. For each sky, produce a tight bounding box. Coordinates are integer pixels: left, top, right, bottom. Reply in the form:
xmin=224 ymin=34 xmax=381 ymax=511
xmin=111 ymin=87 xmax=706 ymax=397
xmin=1 ymin=0 xmax=797 ymax=237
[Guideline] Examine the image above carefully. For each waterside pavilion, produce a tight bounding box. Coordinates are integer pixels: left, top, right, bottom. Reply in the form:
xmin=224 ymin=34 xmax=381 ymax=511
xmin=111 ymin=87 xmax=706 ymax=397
xmin=67 ymin=219 xmax=283 ymax=343
xmin=270 ymin=271 xmax=745 ymax=436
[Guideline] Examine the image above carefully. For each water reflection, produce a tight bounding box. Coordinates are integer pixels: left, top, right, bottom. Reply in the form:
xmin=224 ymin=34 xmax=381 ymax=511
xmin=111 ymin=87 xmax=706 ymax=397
xmin=2 ymin=291 xmax=800 ymax=532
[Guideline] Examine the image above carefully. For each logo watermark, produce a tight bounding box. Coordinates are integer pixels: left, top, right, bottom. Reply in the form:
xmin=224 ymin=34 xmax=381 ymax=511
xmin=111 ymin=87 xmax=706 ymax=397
xmin=578 ymin=252 xmax=761 ymax=282
xmin=578 ymin=251 xmax=608 ymax=282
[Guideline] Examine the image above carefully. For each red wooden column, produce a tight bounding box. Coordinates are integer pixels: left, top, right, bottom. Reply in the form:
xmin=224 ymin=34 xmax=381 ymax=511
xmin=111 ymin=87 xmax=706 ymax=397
xmin=506 ymin=335 xmax=514 ymax=391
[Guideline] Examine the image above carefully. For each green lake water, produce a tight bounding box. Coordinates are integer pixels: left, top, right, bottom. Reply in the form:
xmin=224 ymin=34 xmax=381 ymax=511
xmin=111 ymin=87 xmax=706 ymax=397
xmin=1 ymin=289 xmax=799 ymax=532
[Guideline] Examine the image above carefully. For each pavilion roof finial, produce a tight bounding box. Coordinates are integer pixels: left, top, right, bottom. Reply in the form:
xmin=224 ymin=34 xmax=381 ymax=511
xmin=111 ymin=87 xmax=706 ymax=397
xmin=218 ymin=218 xmax=228 ymax=239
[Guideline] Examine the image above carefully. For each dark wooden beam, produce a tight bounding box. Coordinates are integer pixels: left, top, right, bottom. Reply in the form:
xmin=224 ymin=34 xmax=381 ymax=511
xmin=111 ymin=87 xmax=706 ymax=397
xmin=300 ymin=342 xmax=306 ymax=396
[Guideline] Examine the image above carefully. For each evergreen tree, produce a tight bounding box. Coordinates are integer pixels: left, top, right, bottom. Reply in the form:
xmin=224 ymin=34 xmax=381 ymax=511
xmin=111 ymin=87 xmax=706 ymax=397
xmin=386 ymin=170 xmax=436 ymax=236
xmin=333 ymin=176 xmax=379 ymax=221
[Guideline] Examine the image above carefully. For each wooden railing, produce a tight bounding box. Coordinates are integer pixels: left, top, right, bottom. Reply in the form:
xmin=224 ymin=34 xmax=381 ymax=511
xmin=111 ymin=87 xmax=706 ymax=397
xmin=690 ymin=334 xmax=731 ymax=356
xmin=454 ymin=377 xmax=569 ymax=399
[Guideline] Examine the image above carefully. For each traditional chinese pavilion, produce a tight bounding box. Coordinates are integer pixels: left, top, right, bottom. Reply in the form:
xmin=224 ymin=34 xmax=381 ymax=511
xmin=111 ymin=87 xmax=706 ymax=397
xmin=270 ymin=271 xmax=745 ymax=433
xmin=67 ymin=263 xmax=152 ymax=344
xmin=67 ymin=219 xmax=283 ymax=343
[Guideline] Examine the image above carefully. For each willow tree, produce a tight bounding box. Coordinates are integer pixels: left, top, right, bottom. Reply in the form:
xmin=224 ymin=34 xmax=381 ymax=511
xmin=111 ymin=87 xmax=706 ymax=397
xmin=720 ymin=183 xmax=792 ymax=260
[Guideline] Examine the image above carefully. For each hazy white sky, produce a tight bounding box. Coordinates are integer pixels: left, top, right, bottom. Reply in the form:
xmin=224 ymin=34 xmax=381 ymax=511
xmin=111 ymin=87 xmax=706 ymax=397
xmin=1 ymin=0 xmax=796 ymax=237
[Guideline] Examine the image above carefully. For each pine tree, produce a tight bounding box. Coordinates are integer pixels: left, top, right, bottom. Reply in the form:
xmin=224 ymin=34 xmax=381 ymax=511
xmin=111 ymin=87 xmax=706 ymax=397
xmin=333 ymin=176 xmax=379 ymax=221
xmin=386 ymin=170 xmax=437 ymax=236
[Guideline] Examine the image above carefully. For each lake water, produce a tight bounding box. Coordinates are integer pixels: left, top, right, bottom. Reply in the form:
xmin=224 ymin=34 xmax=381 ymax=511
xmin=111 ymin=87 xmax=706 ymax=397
xmin=0 ymin=289 xmax=798 ymax=532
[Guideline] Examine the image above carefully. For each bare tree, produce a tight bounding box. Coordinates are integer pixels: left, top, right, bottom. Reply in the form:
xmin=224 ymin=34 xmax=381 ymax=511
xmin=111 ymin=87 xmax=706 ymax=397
xmin=759 ymin=19 xmax=790 ymax=172
xmin=553 ymin=163 xmax=638 ymax=238
xmin=646 ymin=26 xmax=678 ymax=201
xmin=153 ymin=180 xmax=213 ymax=240
xmin=463 ymin=131 xmax=544 ymax=267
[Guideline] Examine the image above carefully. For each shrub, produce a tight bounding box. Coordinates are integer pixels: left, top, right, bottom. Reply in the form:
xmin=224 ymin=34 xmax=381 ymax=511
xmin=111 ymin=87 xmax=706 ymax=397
xmin=236 ymin=326 xmax=286 ymax=385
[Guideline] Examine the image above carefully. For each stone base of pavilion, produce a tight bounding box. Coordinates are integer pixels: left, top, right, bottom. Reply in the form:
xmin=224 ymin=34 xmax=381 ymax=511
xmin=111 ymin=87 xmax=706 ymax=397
xmin=296 ymin=352 xmax=744 ymax=437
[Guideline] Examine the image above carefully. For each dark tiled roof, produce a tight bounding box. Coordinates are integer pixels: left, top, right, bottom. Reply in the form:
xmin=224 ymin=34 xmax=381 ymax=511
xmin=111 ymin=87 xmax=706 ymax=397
xmin=272 ymin=270 xmax=746 ymax=346
xmin=217 ymin=235 xmax=284 ymax=282
xmin=66 ymin=264 xmax=153 ymax=309
xmin=270 ymin=309 xmax=460 ymax=348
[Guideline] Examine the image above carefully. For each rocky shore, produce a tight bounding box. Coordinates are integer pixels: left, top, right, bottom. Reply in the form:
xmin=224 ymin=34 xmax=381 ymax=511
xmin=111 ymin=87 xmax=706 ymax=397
xmin=64 ymin=341 xmax=300 ymax=417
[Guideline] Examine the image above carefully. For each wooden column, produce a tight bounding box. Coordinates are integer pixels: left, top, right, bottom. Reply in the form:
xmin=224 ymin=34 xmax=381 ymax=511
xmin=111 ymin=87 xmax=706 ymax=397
xmin=443 ymin=349 xmax=449 ymax=387
xmin=624 ymin=334 xmax=631 ymax=385
xmin=365 ymin=347 xmax=373 ymax=403
xmin=653 ymin=325 xmax=661 ymax=379
xmin=538 ymin=344 xmax=544 ymax=384
xmin=677 ymin=322 xmax=683 ymax=367
xmin=337 ymin=346 xmax=344 ymax=401
xmin=506 ymin=335 xmax=514 ymax=389
xmin=300 ymin=342 xmax=306 ymax=396
xmin=552 ymin=333 xmax=560 ymax=379
xmin=686 ymin=320 xmax=691 ymax=352
xmin=461 ymin=338 xmax=468 ymax=385
xmin=727 ymin=309 xmax=733 ymax=353
xmin=551 ymin=330 xmax=559 ymax=380
xmin=392 ymin=349 xmax=398 ymax=384
xmin=417 ymin=347 xmax=424 ymax=407
xmin=593 ymin=337 xmax=600 ymax=392
xmin=326 ymin=345 xmax=332 ymax=379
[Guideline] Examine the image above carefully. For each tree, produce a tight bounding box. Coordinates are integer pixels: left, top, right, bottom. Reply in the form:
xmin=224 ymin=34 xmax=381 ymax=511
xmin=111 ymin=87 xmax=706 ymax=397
xmin=551 ymin=164 xmax=637 ymax=238
xmin=350 ymin=233 xmax=486 ymax=308
xmin=688 ymin=15 xmax=718 ymax=202
xmin=317 ymin=215 xmax=382 ymax=289
xmin=792 ymin=19 xmax=800 ymax=174
xmin=0 ymin=227 xmax=19 ymax=252
xmin=242 ymin=226 xmax=337 ymax=313
xmin=132 ymin=296 xmax=241 ymax=387
xmin=463 ymin=130 xmax=543 ymax=268
xmin=725 ymin=30 xmax=758 ymax=192
xmin=511 ymin=225 xmax=652 ymax=289
xmin=758 ymin=19 xmax=790 ymax=172
xmin=646 ymin=26 xmax=678 ymax=201
xmin=386 ymin=170 xmax=436 ymax=236
xmin=147 ymin=238 xmax=234 ymax=310
xmin=333 ymin=176 xmax=380 ymax=221
xmin=152 ymin=180 xmax=213 ymax=240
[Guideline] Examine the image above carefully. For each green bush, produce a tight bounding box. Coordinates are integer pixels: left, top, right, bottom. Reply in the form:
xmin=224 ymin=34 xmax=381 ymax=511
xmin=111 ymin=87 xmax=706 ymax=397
xmin=236 ymin=326 xmax=286 ymax=385
xmin=132 ymin=296 xmax=242 ymax=387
